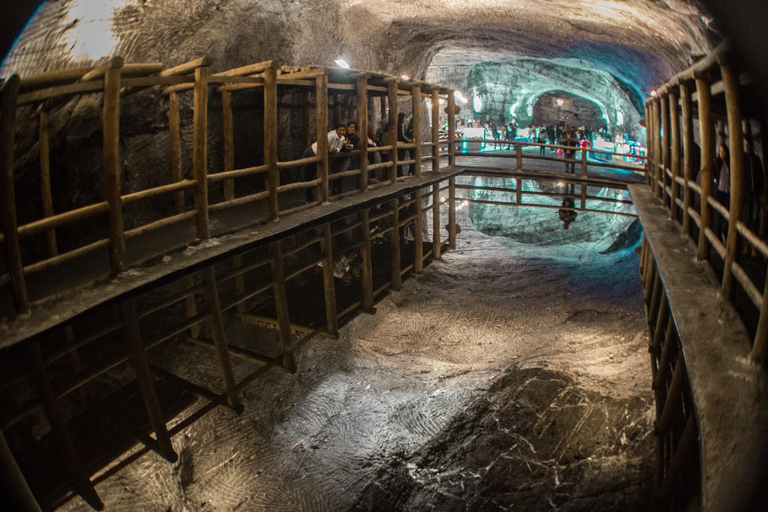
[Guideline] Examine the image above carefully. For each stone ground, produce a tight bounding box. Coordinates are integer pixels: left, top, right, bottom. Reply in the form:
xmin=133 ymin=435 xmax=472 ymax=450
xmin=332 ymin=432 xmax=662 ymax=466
xmin=60 ymin=204 xmax=654 ymax=512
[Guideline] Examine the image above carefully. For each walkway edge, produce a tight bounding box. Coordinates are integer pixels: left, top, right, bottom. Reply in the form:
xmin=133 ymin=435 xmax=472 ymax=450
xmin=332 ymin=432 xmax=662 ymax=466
xmin=630 ymin=183 xmax=768 ymax=512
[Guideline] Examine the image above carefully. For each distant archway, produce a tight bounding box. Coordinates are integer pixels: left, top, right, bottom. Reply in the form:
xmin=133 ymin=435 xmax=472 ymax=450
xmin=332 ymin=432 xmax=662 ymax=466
xmin=532 ymin=91 xmax=607 ymax=131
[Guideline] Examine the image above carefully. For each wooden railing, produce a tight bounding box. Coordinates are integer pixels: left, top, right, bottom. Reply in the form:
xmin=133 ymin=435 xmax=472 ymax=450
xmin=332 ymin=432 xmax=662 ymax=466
xmin=645 ymin=42 xmax=768 ymax=366
xmin=0 ymin=57 xmax=457 ymax=317
xmin=641 ymin=41 xmax=768 ymax=511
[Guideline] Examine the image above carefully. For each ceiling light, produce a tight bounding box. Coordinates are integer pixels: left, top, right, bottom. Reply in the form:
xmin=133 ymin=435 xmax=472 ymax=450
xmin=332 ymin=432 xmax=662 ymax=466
xmin=401 ymin=74 xmax=410 ymax=81
xmin=335 ymin=59 xmax=350 ymax=69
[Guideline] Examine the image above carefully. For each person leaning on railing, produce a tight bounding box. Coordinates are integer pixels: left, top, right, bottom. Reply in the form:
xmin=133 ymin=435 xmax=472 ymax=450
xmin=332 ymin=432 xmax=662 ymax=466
xmin=743 ymin=137 xmax=764 ymax=236
xmin=302 ymin=124 xmax=348 ymax=201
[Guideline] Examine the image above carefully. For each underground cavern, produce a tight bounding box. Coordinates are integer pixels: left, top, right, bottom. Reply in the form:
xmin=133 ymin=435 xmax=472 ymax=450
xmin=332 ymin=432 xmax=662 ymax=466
xmin=1 ymin=1 xmax=768 ymax=511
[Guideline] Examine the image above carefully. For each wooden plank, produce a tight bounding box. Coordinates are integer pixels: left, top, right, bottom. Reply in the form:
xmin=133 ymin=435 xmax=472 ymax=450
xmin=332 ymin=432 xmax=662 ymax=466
xmin=222 ymin=91 xmax=235 ymax=201
xmin=168 ymin=92 xmax=185 ymax=214
xmin=271 ymin=242 xmax=297 ymax=373
xmin=696 ymin=79 xmax=714 ymax=261
xmin=449 ymin=177 xmax=456 ymax=249
xmin=193 ymin=64 xmax=210 ymax=240
xmin=0 ymin=76 xmax=29 ymax=313
xmin=103 ymin=64 xmax=127 ymax=275
xmin=121 ymin=300 xmax=178 ymax=462
xmin=431 ymin=90 xmax=440 ymax=173
xmin=660 ymin=94 xmax=670 ymax=207
xmin=316 ymin=72 xmax=329 ymax=202
xmin=720 ymin=63 xmax=744 ymax=299
xmin=653 ymin=100 xmax=663 ymax=198
xmin=202 ymin=267 xmax=242 ymax=411
xmin=159 ymin=56 xmax=212 ymax=77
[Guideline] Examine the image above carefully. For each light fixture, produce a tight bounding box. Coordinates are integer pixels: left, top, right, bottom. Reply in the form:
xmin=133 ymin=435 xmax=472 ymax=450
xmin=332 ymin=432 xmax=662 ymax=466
xmin=335 ymin=59 xmax=350 ymax=69
xmin=556 ymin=99 xmax=565 ymax=107
xmin=650 ymin=90 xmax=657 ymax=97
xmin=401 ymin=74 xmax=410 ymax=81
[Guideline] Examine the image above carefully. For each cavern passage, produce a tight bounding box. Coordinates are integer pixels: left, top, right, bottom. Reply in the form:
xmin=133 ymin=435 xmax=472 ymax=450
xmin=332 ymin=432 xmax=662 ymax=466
xmin=1 ymin=1 xmax=768 ymax=511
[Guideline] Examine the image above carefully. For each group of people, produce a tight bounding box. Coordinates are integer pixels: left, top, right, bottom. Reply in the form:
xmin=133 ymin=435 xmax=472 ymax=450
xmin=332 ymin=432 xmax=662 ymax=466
xmin=709 ymin=137 xmax=764 ymax=242
xmin=301 ymin=114 xmax=420 ymax=201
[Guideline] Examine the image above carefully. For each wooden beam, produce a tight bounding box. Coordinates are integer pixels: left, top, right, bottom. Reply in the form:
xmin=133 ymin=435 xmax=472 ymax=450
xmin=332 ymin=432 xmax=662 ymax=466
xmin=448 ymin=90 xmax=456 ymax=168
xmin=721 ymin=63 xmax=744 ymax=299
xmin=357 ymin=75 xmax=369 ymax=192
xmin=271 ymin=242 xmax=297 ymax=373
xmin=432 ymin=184 xmax=441 ymax=260
xmin=316 ymin=72 xmax=329 ymax=203
xmin=431 ymin=89 xmax=440 ymax=173
xmin=193 ymin=64 xmax=210 ymax=240
xmin=388 ymin=81 xmax=399 ymax=183
xmin=360 ymin=210 xmax=375 ymax=311
xmin=168 ymin=92 xmax=185 ymax=214
xmin=669 ymin=88 xmax=681 ymax=221
xmin=696 ymin=79 xmax=714 ymax=261
xmin=415 ymin=191 xmax=424 ymax=273
xmin=321 ymin=224 xmax=339 ymax=335
xmin=264 ymin=65 xmax=279 ymax=219
xmin=412 ymin=84 xmax=422 ymax=178
xmin=202 ymin=267 xmax=242 ymax=411
xmin=449 ymin=178 xmax=456 ymax=250
xmin=681 ymin=83 xmax=694 ymax=236
xmin=121 ymin=300 xmax=178 ymax=462
xmin=0 ymin=76 xmax=29 ymax=313
xmin=103 ymin=63 xmax=127 ymax=273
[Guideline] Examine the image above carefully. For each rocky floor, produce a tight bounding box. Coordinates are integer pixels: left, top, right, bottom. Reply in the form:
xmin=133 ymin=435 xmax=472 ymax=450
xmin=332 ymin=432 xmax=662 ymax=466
xmin=61 ymin=208 xmax=654 ymax=512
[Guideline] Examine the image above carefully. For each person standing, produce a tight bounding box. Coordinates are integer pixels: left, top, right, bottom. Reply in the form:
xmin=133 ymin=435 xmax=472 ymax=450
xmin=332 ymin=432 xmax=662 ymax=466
xmin=397 ymin=112 xmax=412 ymax=177
xmin=559 ymin=125 xmax=578 ymax=174
xmin=714 ymin=143 xmax=731 ymax=242
xmin=303 ymin=124 xmax=347 ymax=201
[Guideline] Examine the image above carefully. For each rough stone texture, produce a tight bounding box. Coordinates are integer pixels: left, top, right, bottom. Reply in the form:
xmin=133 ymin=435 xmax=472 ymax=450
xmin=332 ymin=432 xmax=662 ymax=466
xmin=57 ymin=204 xmax=654 ymax=512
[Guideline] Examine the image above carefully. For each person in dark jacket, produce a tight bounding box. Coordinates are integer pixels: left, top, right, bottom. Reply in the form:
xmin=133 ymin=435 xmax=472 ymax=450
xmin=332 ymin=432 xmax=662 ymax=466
xmin=397 ymin=112 xmax=412 ymax=176
xmin=743 ymin=137 xmax=764 ymax=234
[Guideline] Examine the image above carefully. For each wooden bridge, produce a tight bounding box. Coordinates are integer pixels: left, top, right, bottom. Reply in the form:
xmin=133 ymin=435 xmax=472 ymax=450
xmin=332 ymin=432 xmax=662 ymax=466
xmin=0 ymin=47 xmax=763 ymax=512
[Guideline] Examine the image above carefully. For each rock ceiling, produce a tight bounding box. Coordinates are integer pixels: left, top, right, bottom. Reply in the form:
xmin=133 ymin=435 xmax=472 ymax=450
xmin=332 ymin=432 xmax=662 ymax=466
xmin=3 ymin=0 xmax=716 ymax=95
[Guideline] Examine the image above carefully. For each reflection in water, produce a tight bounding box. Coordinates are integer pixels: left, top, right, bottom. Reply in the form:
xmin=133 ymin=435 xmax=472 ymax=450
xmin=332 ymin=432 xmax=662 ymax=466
xmin=558 ymin=183 xmax=577 ymax=230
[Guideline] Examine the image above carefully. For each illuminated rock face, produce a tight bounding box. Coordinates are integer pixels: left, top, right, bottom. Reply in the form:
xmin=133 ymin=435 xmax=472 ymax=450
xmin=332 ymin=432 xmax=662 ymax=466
xmin=4 ymin=0 xmax=715 ymax=90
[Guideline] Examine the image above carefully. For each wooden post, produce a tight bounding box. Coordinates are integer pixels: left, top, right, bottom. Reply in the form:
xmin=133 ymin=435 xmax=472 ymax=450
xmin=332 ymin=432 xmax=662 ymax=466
xmin=697 ymin=79 xmax=714 ymax=261
xmin=264 ymin=65 xmax=279 ymax=218
xmin=270 ymin=242 xmax=297 ymax=373
xmin=432 ymin=184 xmax=441 ymax=259
xmin=388 ymin=81 xmax=398 ymax=183
xmin=232 ymin=255 xmax=246 ymax=314
xmin=681 ymin=83 xmax=694 ymax=235
xmin=379 ymin=96 xmax=386 ymax=121
xmin=222 ymin=91 xmax=235 ymax=202
xmin=752 ymin=270 xmax=768 ymax=365
xmin=760 ymin=119 xmax=768 ymax=241
xmin=121 ymin=300 xmax=178 ymax=462
xmin=360 ymin=210 xmax=374 ymax=311
xmin=581 ymin=146 xmax=588 ymax=177
xmin=516 ymin=143 xmax=523 ymax=172
xmin=320 ymin=224 xmax=339 ymax=336
xmin=414 ymin=191 xmax=424 ymax=273
xmin=193 ymin=63 xmax=210 ymax=240
xmin=316 ymin=72 xmax=329 ymax=202
xmin=449 ymin=178 xmax=456 ymax=250
xmin=660 ymin=94 xmax=670 ymax=207
xmin=0 ymin=76 xmax=29 ymax=314
xmin=431 ymin=89 xmax=440 ymax=173
xmin=169 ymin=92 xmax=185 ymax=214
xmin=721 ymin=63 xmax=745 ymax=299
xmin=670 ymin=89 xmax=681 ymax=221
xmin=654 ymin=100 xmax=663 ymax=198
xmin=390 ymin=199 xmax=402 ymax=290
xmin=412 ymin=84 xmax=422 ymax=178
xmin=645 ymin=102 xmax=653 ymax=187
xmin=202 ymin=267 xmax=242 ymax=410
xmin=356 ymin=75 xmax=369 ymax=192
xmin=39 ymin=109 xmax=57 ymax=257
xmin=29 ymin=342 xmax=103 ymax=510
xmin=103 ymin=58 xmax=127 ymax=273
xmin=448 ymin=90 xmax=456 ymax=167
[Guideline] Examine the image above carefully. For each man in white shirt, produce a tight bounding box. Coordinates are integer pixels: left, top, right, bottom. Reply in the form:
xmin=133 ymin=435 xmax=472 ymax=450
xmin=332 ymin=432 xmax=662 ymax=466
xmin=302 ymin=124 xmax=348 ymax=201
